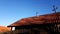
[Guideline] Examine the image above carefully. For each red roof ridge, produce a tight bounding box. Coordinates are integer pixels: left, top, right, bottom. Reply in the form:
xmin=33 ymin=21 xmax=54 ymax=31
xmin=7 ymin=12 xmax=60 ymax=27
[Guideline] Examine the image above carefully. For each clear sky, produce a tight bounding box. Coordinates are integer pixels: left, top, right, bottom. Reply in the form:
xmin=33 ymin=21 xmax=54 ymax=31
xmin=0 ymin=0 xmax=60 ymax=26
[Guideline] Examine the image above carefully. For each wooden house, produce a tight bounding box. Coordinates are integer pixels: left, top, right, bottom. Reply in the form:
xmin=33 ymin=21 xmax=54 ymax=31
xmin=7 ymin=12 xmax=60 ymax=34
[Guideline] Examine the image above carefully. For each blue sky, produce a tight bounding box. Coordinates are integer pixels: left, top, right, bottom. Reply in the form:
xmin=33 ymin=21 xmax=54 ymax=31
xmin=0 ymin=0 xmax=60 ymax=26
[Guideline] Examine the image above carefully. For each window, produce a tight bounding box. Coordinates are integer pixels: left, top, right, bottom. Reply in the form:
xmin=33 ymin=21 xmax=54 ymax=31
xmin=12 ymin=27 xmax=15 ymax=30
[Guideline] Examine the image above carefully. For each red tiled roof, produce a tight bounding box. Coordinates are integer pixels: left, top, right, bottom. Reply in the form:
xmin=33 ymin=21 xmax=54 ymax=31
xmin=7 ymin=12 xmax=60 ymax=27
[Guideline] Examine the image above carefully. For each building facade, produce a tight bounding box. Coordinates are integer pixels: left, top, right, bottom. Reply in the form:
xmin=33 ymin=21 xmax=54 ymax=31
xmin=7 ymin=12 xmax=60 ymax=34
